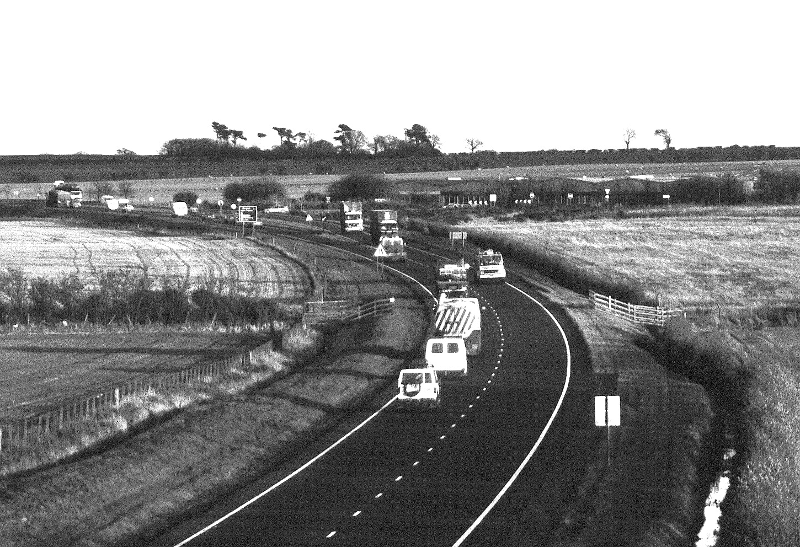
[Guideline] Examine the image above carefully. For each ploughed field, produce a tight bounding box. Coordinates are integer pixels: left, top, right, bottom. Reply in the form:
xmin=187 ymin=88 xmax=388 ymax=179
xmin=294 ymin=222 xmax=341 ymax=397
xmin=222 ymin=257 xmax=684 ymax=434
xmin=0 ymin=219 xmax=309 ymax=298
xmin=464 ymin=207 xmax=800 ymax=310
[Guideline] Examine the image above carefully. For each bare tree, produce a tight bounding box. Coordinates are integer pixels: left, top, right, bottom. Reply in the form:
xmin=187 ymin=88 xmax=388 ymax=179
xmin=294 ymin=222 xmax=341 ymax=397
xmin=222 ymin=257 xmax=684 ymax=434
xmin=623 ymin=129 xmax=636 ymax=150
xmin=466 ymin=138 xmax=484 ymax=153
xmin=92 ymin=180 xmax=114 ymax=201
xmin=654 ymin=129 xmax=672 ymax=149
xmin=117 ymin=180 xmax=135 ymax=198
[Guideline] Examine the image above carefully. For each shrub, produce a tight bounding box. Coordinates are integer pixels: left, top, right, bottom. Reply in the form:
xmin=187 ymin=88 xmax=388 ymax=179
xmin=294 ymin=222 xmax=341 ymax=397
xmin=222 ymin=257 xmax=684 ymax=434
xmin=173 ymin=190 xmax=198 ymax=205
xmin=223 ymin=178 xmax=285 ymax=205
xmin=328 ymin=173 xmax=396 ymax=201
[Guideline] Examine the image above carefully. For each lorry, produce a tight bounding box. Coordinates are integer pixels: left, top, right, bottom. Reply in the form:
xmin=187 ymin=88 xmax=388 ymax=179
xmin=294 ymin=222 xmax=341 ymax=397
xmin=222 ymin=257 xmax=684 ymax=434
xmin=424 ymin=337 xmax=468 ymax=376
xmin=339 ymin=201 xmax=364 ymax=233
xmin=436 ymin=261 xmax=470 ymax=298
xmin=375 ymin=234 xmax=407 ymax=262
xmin=369 ymin=209 xmax=399 ymax=244
xmin=432 ymin=294 xmax=482 ymax=356
xmin=474 ymin=249 xmax=506 ymax=283
xmin=396 ymin=368 xmax=441 ymax=408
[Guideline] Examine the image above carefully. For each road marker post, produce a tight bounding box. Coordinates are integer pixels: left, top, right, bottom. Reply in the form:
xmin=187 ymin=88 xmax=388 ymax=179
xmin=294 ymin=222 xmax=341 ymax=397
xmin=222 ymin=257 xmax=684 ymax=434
xmin=595 ymin=395 xmax=621 ymax=466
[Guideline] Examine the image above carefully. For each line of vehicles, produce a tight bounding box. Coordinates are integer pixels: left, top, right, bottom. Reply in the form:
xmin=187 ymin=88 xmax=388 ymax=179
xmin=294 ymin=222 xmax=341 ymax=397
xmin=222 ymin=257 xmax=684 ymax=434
xmin=331 ymin=200 xmax=507 ymax=410
xmin=398 ymin=253 xmax=500 ymax=409
xmin=338 ymin=201 xmax=407 ymax=262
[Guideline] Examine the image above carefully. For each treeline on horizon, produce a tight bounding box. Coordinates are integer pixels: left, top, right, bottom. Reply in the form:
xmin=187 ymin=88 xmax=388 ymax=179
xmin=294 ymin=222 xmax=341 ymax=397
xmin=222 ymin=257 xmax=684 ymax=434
xmin=2 ymin=143 xmax=800 ymax=185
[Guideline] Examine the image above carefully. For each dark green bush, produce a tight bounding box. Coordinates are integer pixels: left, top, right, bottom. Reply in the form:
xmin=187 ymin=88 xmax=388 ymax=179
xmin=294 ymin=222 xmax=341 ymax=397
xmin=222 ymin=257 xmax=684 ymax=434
xmin=328 ymin=173 xmax=395 ymax=201
xmin=223 ymin=178 xmax=285 ymax=205
xmin=173 ymin=190 xmax=198 ymax=205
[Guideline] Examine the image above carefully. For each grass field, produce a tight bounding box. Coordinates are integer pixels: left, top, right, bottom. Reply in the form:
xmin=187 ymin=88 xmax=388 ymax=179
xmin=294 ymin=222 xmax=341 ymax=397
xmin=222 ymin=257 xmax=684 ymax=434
xmin=464 ymin=207 xmax=800 ymax=311
xmin=0 ymin=219 xmax=309 ymax=298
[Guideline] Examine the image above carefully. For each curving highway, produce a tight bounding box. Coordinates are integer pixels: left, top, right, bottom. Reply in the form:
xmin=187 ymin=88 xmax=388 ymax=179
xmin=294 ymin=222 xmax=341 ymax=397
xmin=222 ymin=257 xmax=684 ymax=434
xmin=147 ymin=222 xmax=594 ymax=547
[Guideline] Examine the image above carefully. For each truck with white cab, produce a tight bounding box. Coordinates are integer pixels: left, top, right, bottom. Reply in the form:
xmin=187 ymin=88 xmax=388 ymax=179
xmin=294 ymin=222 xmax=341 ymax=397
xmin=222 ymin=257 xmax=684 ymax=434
xmin=474 ymin=249 xmax=506 ymax=283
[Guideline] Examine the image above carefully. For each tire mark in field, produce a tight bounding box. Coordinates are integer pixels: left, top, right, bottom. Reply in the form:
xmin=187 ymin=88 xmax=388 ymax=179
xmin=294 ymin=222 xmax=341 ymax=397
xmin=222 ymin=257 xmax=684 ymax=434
xmin=69 ymin=244 xmax=82 ymax=278
xmin=81 ymin=242 xmax=99 ymax=282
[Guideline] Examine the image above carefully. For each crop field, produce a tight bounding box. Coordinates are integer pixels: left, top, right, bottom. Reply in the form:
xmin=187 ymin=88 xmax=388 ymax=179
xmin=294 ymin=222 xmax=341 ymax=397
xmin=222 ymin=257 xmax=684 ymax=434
xmin=0 ymin=219 xmax=310 ymax=298
xmin=463 ymin=207 xmax=800 ymax=310
xmin=386 ymin=158 xmax=800 ymax=185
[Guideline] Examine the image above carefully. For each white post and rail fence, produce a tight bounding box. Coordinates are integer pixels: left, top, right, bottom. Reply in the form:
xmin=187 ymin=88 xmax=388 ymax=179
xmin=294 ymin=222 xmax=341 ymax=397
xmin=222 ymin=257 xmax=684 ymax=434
xmin=589 ymin=290 xmax=684 ymax=327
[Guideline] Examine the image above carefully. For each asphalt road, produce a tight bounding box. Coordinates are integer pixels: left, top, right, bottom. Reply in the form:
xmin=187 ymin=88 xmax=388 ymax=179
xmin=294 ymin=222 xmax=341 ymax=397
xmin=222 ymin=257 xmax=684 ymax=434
xmin=147 ymin=226 xmax=595 ymax=547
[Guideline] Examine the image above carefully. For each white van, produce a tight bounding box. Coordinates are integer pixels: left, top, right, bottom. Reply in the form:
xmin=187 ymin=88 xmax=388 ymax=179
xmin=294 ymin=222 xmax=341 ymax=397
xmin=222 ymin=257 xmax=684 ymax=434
xmin=425 ymin=337 xmax=468 ymax=376
xmin=397 ymin=368 xmax=441 ymax=408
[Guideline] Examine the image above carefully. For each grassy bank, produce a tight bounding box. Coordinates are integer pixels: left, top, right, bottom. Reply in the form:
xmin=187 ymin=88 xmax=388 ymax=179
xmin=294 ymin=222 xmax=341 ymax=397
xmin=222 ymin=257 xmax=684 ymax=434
xmin=0 ymin=298 xmax=426 ymax=546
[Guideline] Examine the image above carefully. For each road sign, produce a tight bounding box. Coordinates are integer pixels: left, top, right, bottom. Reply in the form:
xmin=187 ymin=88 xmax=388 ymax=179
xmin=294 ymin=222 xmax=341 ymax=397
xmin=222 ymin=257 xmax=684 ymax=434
xmin=238 ymin=205 xmax=258 ymax=223
xmin=306 ymin=214 xmax=313 ymax=222
xmin=449 ymin=231 xmax=467 ymax=241
xmin=373 ymin=244 xmax=387 ymax=258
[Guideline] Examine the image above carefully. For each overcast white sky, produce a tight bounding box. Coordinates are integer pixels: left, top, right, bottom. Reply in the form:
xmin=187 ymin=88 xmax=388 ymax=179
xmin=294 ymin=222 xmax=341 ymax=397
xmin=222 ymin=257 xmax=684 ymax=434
xmin=2 ymin=0 xmax=796 ymax=155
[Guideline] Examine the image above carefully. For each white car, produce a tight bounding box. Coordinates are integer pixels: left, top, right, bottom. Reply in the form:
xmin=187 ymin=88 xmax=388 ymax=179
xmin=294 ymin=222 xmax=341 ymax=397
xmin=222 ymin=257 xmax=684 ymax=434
xmin=397 ymin=368 xmax=441 ymax=409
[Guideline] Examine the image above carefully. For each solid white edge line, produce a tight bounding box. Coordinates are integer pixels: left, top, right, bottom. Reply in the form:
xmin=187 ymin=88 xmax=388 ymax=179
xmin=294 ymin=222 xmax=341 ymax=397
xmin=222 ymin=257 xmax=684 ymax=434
xmin=173 ymin=395 xmax=398 ymax=547
xmin=450 ymin=281 xmax=572 ymax=547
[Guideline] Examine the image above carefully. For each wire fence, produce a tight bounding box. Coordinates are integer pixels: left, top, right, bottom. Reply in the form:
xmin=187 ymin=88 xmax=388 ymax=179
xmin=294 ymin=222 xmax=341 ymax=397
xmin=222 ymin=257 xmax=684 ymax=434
xmin=589 ymin=291 xmax=684 ymax=327
xmin=302 ymin=297 xmax=395 ymax=325
xmin=0 ymin=350 xmax=251 ymax=454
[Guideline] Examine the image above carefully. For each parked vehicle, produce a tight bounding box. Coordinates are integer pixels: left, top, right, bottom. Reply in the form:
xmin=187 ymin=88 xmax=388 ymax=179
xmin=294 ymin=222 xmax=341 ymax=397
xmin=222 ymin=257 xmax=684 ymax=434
xmin=171 ymin=202 xmax=189 ymax=216
xmin=474 ymin=249 xmax=506 ymax=283
xmin=339 ymin=201 xmax=364 ymax=233
xmin=396 ymin=368 xmax=441 ymax=408
xmin=46 ymin=182 xmax=82 ymax=208
xmin=424 ymin=337 xmax=468 ymax=376
xmin=433 ymin=295 xmax=482 ymax=356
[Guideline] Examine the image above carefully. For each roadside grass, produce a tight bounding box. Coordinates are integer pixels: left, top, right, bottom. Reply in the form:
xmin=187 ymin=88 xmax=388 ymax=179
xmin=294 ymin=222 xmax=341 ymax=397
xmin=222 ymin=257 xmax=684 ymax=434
xmin=0 ymin=297 xmax=426 ymax=547
xmin=715 ymin=328 xmax=800 ymax=547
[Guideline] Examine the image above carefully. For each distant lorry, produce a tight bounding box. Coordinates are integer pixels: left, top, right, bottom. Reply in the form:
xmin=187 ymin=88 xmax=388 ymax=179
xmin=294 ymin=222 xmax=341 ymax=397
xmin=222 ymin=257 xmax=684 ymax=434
xmin=339 ymin=201 xmax=364 ymax=233
xmin=436 ymin=261 xmax=470 ymax=298
xmin=474 ymin=249 xmax=506 ymax=283
xmin=396 ymin=368 xmax=441 ymax=408
xmin=369 ymin=209 xmax=399 ymax=244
